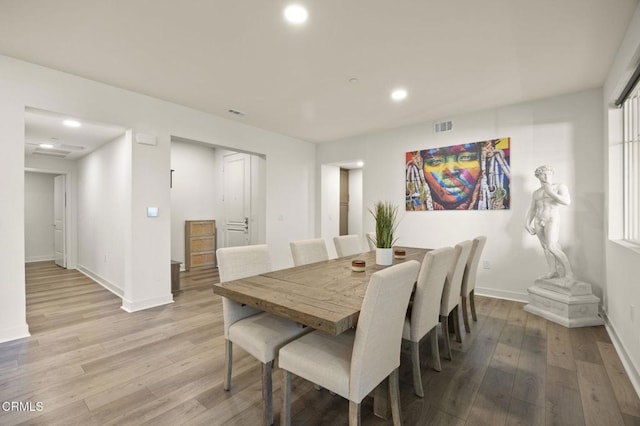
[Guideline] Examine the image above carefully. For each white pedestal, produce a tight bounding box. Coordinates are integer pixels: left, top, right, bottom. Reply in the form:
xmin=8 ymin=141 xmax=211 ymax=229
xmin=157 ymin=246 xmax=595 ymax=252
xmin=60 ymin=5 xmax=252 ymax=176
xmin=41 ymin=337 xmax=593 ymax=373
xmin=524 ymin=278 xmax=604 ymax=328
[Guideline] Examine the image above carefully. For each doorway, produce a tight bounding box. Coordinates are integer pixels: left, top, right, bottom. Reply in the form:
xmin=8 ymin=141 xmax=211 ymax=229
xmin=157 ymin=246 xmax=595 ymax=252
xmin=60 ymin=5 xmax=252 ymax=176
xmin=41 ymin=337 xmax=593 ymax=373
xmin=170 ymin=137 xmax=266 ymax=272
xmin=24 ymin=171 xmax=67 ymax=267
xmin=320 ymin=161 xmax=364 ymax=256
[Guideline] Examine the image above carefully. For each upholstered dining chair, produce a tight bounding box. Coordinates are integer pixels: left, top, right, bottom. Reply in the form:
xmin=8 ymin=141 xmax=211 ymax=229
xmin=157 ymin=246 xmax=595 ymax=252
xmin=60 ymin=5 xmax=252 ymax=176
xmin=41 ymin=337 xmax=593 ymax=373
xmin=289 ymin=238 xmax=329 ymax=266
xmin=402 ymin=246 xmax=455 ymax=397
xmin=460 ymin=236 xmax=487 ymax=333
xmin=333 ymin=234 xmax=363 ymax=257
xmin=439 ymin=240 xmax=473 ymax=360
xmin=217 ymin=245 xmax=309 ymax=426
xmin=279 ymin=260 xmax=421 ymax=426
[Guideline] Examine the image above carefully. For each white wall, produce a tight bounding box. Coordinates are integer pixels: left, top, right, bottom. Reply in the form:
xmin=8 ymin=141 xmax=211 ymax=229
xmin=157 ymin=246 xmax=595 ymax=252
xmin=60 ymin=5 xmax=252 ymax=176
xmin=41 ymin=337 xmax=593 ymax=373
xmin=24 ymin=172 xmax=55 ymax=262
xmin=77 ymin=133 xmax=130 ymax=297
xmin=0 ymin=54 xmax=316 ymax=342
xmin=170 ymin=141 xmax=217 ymax=267
xmin=318 ymin=88 xmax=604 ymax=303
xmin=348 ymin=169 xmax=364 ymax=242
xmin=320 ymin=164 xmax=341 ymax=257
xmin=603 ymin=3 xmax=640 ymax=394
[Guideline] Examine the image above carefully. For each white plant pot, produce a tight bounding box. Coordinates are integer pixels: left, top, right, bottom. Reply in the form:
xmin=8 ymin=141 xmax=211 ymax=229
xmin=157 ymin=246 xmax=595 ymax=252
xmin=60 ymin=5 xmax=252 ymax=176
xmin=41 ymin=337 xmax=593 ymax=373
xmin=376 ymin=248 xmax=393 ymax=266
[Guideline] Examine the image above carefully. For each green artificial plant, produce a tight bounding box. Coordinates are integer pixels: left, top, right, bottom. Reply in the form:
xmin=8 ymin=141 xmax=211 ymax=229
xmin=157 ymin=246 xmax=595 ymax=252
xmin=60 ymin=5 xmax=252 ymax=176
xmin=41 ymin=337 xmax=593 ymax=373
xmin=369 ymin=201 xmax=399 ymax=249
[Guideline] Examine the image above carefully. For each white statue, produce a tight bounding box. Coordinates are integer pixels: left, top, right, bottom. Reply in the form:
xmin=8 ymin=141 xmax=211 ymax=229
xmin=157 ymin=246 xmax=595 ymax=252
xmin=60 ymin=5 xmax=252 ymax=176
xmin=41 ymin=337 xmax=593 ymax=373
xmin=525 ymin=165 xmax=574 ymax=282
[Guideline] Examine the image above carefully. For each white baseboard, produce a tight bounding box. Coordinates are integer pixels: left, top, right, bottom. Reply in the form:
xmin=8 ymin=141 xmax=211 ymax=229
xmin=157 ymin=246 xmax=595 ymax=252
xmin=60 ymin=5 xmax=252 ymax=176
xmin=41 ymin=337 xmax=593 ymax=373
xmin=475 ymin=286 xmax=529 ymax=303
xmin=76 ymin=265 xmax=124 ymax=298
xmin=603 ymin=314 xmax=640 ymax=399
xmin=25 ymin=255 xmax=55 ymax=263
xmin=0 ymin=324 xmax=30 ymax=344
xmin=121 ymin=295 xmax=174 ymax=313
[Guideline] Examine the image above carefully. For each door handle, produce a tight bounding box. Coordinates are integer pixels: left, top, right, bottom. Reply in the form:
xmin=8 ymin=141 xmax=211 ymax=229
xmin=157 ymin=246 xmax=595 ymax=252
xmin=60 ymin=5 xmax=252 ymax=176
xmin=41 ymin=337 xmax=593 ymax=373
xmin=244 ymin=217 xmax=249 ymax=233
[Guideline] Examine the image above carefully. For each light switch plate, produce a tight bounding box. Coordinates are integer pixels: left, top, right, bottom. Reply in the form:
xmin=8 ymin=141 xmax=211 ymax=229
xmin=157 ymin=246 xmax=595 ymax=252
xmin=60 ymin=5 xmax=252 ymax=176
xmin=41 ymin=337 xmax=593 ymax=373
xmin=147 ymin=207 xmax=159 ymax=217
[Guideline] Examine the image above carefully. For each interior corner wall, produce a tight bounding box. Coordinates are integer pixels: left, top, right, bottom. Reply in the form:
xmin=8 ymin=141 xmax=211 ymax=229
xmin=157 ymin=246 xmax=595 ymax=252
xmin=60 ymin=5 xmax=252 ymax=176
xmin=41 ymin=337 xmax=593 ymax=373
xmin=603 ymin=2 xmax=640 ymax=394
xmin=170 ymin=141 xmax=217 ymax=268
xmin=24 ymin=172 xmax=55 ymax=262
xmin=317 ymin=88 xmax=604 ymax=303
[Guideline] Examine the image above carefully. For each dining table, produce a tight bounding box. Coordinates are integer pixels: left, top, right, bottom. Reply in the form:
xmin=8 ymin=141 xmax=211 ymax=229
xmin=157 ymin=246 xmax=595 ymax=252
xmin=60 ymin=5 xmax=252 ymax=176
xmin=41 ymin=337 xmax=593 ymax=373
xmin=212 ymin=246 xmax=429 ymax=335
xmin=212 ymin=245 xmax=430 ymax=419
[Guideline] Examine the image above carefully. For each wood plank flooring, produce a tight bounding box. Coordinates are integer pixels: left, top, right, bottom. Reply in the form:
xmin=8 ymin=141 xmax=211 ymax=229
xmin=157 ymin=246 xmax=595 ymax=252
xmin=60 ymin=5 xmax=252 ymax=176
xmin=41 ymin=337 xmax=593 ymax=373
xmin=0 ymin=261 xmax=638 ymax=425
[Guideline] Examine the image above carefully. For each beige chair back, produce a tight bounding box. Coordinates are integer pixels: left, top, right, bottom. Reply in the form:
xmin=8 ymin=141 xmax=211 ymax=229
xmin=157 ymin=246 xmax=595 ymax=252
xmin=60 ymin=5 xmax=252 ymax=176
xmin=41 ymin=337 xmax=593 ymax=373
xmin=333 ymin=234 xmax=363 ymax=257
xmin=461 ymin=236 xmax=487 ymax=297
xmin=408 ymin=247 xmax=455 ymax=341
xmin=440 ymin=240 xmax=473 ymax=316
xmin=217 ymin=244 xmax=272 ymax=338
xmin=289 ymin=238 xmax=329 ymax=266
xmin=350 ymin=260 xmax=420 ymax=402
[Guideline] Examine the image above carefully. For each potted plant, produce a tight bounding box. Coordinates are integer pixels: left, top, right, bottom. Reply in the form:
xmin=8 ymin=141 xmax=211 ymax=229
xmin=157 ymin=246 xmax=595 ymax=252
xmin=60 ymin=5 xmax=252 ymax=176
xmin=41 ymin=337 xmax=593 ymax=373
xmin=369 ymin=201 xmax=399 ymax=265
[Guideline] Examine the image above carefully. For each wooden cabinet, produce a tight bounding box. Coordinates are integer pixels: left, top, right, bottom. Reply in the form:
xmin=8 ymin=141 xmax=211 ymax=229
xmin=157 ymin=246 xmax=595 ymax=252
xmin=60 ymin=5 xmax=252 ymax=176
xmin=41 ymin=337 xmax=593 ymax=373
xmin=185 ymin=220 xmax=216 ymax=270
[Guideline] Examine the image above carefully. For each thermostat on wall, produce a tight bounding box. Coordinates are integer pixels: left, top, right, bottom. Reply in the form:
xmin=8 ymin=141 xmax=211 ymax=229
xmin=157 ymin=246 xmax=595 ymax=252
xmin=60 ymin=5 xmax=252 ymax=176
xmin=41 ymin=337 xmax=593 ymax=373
xmin=147 ymin=207 xmax=159 ymax=217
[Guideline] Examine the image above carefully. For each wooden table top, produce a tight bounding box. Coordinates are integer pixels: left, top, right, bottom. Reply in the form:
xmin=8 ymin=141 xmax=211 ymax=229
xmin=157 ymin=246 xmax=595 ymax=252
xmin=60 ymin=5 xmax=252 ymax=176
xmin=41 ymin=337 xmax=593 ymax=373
xmin=212 ymin=246 xmax=428 ymax=335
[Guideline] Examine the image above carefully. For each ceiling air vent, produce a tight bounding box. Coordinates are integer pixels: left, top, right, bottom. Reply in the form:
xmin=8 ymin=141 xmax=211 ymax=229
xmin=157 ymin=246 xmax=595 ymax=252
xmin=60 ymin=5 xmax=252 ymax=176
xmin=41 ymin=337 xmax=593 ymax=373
xmin=434 ymin=120 xmax=453 ymax=134
xmin=33 ymin=147 xmax=70 ymax=158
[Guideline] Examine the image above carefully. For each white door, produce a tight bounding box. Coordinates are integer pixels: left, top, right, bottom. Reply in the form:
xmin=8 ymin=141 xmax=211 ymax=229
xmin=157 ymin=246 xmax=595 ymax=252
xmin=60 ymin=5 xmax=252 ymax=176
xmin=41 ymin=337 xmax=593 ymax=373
xmin=53 ymin=174 xmax=66 ymax=268
xmin=223 ymin=153 xmax=251 ymax=247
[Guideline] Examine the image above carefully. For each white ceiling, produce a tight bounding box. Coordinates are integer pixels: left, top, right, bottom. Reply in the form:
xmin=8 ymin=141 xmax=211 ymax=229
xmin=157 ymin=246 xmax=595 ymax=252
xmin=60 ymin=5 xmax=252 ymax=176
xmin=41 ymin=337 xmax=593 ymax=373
xmin=25 ymin=108 xmax=126 ymax=160
xmin=2 ymin=1 xmax=638 ymax=144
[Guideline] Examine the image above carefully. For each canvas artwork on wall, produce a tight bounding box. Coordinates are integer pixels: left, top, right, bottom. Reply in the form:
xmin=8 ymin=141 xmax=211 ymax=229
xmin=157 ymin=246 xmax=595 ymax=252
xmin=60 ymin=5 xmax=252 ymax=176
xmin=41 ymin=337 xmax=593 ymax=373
xmin=406 ymin=137 xmax=511 ymax=211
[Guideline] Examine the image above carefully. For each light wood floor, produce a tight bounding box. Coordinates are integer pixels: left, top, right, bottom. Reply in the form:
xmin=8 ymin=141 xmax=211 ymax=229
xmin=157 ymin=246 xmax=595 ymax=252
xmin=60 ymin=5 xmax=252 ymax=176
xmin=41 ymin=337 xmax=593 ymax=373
xmin=1 ymin=262 xmax=639 ymax=425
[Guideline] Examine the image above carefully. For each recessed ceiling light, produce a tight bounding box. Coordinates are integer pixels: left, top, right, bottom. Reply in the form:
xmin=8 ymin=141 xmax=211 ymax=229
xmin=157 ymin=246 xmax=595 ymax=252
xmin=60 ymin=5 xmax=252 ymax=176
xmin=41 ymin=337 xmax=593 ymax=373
xmin=284 ymin=4 xmax=308 ymax=24
xmin=39 ymin=143 xmax=55 ymax=149
xmin=63 ymin=119 xmax=81 ymax=128
xmin=391 ymin=89 xmax=408 ymax=101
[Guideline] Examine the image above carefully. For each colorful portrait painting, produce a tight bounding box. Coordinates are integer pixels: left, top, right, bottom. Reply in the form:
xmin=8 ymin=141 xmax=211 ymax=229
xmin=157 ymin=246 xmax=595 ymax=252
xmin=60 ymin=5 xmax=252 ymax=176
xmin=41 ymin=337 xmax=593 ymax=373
xmin=406 ymin=137 xmax=511 ymax=211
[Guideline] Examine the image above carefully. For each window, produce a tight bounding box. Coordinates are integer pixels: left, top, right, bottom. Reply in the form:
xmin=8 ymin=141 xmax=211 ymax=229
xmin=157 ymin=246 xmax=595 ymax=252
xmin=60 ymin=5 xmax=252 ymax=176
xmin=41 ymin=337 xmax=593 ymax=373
xmin=622 ymin=80 xmax=640 ymax=244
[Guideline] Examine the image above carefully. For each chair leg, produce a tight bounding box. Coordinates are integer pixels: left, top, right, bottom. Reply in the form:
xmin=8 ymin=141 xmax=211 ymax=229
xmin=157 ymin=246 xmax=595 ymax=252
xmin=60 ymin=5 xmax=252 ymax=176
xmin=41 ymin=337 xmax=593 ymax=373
xmin=349 ymin=400 xmax=361 ymax=426
xmin=410 ymin=340 xmax=424 ymax=397
xmin=470 ymin=289 xmax=478 ymax=321
xmin=389 ymin=368 xmax=402 ymax=426
xmin=462 ymin=295 xmax=471 ymax=333
xmin=430 ymin=326 xmax=441 ymax=372
xmin=453 ymin=306 xmax=462 ymax=343
xmin=440 ymin=315 xmax=452 ymax=360
xmin=282 ymin=370 xmax=292 ymax=426
xmin=262 ymin=361 xmax=273 ymax=425
xmin=224 ymin=339 xmax=232 ymax=391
